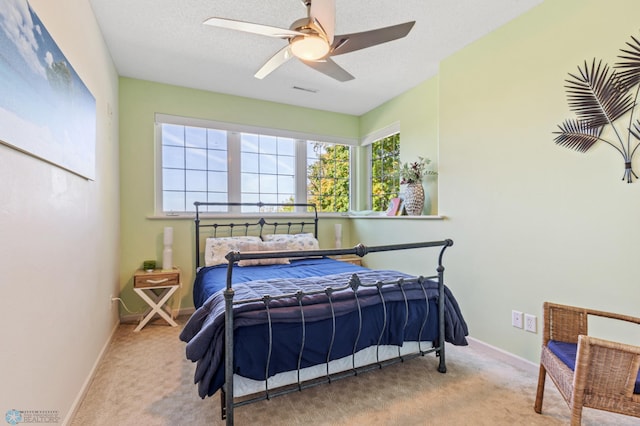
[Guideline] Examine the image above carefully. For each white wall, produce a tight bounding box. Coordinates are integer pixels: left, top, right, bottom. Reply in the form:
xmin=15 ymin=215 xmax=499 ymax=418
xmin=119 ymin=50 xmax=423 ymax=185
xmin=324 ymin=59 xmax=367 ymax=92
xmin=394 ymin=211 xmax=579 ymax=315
xmin=0 ymin=0 xmax=120 ymax=422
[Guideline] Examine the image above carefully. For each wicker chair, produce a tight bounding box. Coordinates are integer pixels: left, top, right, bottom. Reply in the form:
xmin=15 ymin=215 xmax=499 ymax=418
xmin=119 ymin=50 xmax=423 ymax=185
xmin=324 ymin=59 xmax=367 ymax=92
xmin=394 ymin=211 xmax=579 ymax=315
xmin=534 ymin=302 xmax=640 ymax=425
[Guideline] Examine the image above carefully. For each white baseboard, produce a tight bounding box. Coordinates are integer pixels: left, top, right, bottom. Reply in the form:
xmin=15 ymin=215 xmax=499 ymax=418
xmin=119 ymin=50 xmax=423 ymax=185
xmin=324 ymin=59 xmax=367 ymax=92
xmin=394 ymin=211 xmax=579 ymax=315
xmin=62 ymin=319 xmax=120 ymax=425
xmin=465 ymin=336 xmax=538 ymax=374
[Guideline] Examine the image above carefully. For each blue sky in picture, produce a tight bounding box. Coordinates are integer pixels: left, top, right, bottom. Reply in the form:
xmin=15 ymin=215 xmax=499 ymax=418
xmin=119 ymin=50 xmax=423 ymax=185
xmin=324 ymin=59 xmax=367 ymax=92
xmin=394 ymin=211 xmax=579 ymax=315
xmin=0 ymin=0 xmax=96 ymax=179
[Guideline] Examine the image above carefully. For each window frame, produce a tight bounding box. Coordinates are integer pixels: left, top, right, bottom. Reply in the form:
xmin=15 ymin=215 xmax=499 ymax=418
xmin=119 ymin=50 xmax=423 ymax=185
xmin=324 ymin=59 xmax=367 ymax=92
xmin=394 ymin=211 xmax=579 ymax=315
xmin=154 ymin=114 xmax=357 ymax=216
xmin=361 ymin=122 xmax=401 ymax=211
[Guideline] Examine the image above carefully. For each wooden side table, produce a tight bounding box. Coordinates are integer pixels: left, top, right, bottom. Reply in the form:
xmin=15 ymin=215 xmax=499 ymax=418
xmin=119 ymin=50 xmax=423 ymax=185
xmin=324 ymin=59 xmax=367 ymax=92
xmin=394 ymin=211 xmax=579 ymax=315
xmin=133 ymin=267 xmax=181 ymax=332
xmin=330 ymin=255 xmax=363 ymax=266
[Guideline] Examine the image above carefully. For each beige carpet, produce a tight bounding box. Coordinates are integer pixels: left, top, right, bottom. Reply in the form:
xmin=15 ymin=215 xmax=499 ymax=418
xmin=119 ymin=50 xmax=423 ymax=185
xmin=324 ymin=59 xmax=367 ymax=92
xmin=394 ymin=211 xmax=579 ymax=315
xmin=71 ymin=317 xmax=638 ymax=425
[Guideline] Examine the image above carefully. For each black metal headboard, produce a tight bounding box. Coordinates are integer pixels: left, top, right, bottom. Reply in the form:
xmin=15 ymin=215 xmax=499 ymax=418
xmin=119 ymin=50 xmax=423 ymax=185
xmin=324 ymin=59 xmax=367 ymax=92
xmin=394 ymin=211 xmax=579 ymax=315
xmin=194 ymin=201 xmax=319 ymax=269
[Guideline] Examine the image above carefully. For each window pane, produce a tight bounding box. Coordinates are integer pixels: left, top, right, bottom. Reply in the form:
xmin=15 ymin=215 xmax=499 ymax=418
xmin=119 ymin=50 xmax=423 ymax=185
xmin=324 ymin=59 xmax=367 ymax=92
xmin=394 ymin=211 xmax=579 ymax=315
xmin=201 ymin=192 xmax=228 ymax=212
xmin=278 ymin=138 xmax=295 ymax=155
xmin=259 ymin=193 xmax=278 ymax=204
xmin=185 ymin=147 xmax=207 ymax=170
xmin=278 ymin=155 xmax=295 ymax=175
xmin=259 ymin=153 xmax=277 ymax=174
xmin=208 ymin=171 xmax=227 ymax=192
xmin=241 ymin=133 xmax=259 ymax=153
xmin=208 ymin=192 xmax=227 ymax=204
xmin=260 ymin=135 xmax=277 ymax=154
xmin=260 ymin=174 xmax=278 ymax=193
xmin=242 ymin=152 xmax=259 ymax=173
xmin=186 ymin=170 xmax=206 ymax=192
xmin=207 ymin=149 xmax=227 ymax=172
xmin=241 ymin=172 xmax=259 ymax=193
xmin=278 ymin=193 xmax=295 ymax=205
xmin=163 ymin=168 xmax=184 ymax=191
xmin=306 ymin=141 xmax=350 ymax=213
xmin=207 ymin=129 xmax=227 ymax=150
xmin=163 ymin=191 xmax=185 ymax=212
xmin=162 ymin=124 xmax=184 ymax=147
xmin=370 ymin=133 xmax=400 ymax=212
xmin=278 ymin=175 xmax=294 ymax=193
xmin=163 ymin=145 xmax=184 ymax=169
xmin=307 ymin=145 xmax=320 ymax=161
xmin=185 ymin=126 xmax=206 ymax=149
xmin=241 ymin=193 xmax=261 ymax=206
xmin=186 ymin=192 xmax=206 ymax=210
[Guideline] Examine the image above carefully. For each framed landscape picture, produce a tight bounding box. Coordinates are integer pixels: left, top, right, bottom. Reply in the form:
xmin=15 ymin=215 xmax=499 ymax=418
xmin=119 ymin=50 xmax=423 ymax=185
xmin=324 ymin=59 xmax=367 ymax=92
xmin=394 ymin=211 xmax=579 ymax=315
xmin=0 ymin=0 xmax=96 ymax=179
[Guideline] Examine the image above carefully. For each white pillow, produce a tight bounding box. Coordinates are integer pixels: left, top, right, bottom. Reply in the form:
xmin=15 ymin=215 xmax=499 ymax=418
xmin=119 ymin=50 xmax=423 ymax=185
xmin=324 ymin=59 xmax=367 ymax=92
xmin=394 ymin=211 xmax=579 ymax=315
xmin=204 ymin=236 xmax=262 ymax=267
xmin=237 ymin=240 xmax=290 ymax=267
xmin=262 ymin=233 xmax=320 ymax=251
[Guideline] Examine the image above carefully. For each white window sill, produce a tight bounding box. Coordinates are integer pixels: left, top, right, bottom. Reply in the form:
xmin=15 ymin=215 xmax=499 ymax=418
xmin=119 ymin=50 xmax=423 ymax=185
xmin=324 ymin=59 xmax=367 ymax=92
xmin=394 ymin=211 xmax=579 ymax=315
xmin=147 ymin=213 xmax=445 ymax=220
xmin=147 ymin=211 xmax=343 ymax=220
xmin=346 ymin=214 xmax=445 ymax=220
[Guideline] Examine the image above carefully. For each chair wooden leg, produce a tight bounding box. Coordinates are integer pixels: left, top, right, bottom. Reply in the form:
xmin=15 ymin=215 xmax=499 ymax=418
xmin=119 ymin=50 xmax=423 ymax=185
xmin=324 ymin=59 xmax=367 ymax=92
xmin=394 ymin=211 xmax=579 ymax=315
xmin=534 ymin=364 xmax=546 ymax=414
xmin=570 ymin=382 xmax=584 ymax=426
xmin=570 ymin=403 xmax=583 ymax=426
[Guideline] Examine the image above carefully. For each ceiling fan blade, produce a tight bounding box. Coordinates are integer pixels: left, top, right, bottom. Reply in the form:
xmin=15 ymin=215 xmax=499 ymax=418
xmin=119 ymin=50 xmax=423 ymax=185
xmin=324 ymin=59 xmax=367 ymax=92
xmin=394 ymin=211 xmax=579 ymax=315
xmin=255 ymin=45 xmax=295 ymax=79
xmin=331 ymin=21 xmax=415 ymax=56
xmin=203 ymin=17 xmax=303 ymax=38
xmin=302 ymin=57 xmax=354 ymax=82
xmin=309 ymin=0 xmax=335 ymax=43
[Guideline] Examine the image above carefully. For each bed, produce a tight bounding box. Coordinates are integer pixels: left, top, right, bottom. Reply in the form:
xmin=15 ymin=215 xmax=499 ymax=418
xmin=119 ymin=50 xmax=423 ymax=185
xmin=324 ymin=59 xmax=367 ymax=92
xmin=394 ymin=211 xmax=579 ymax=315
xmin=180 ymin=202 xmax=468 ymax=425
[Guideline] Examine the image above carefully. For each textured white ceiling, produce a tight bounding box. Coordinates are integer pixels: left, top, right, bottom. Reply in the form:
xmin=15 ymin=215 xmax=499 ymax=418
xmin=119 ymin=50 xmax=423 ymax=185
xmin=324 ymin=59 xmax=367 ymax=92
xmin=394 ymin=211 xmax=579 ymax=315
xmin=89 ymin=0 xmax=542 ymax=115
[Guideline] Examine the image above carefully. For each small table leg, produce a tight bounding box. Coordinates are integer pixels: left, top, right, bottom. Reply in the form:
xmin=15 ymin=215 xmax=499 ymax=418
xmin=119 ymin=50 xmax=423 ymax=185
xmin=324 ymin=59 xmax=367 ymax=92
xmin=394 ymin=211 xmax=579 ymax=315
xmin=133 ymin=286 xmax=179 ymax=332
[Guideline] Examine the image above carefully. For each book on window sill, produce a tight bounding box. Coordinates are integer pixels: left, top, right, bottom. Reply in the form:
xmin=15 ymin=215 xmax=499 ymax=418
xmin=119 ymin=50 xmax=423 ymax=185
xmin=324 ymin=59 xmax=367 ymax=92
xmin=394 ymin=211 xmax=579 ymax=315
xmin=386 ymin=197 xmax=402 ymax=216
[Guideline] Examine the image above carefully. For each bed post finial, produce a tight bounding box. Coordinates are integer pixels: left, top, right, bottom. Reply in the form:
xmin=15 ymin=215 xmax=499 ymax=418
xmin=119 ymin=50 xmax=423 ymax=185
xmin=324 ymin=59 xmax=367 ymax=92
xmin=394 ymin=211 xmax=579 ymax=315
xmin=354 ymin=243 xmax=367 ymax=257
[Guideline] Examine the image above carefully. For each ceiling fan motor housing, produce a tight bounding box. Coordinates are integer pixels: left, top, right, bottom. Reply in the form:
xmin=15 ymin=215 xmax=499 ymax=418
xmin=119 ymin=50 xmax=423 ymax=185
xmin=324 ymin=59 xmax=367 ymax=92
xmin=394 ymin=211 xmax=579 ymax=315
xmin=289 ymin=18 xmax=330 ymax=60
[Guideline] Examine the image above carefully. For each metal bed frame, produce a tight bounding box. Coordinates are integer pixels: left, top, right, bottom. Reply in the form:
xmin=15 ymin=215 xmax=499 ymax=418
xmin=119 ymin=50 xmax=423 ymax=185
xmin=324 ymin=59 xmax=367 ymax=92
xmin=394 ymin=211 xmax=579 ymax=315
xmin=193 ymin=202 xmax=453 ymax=425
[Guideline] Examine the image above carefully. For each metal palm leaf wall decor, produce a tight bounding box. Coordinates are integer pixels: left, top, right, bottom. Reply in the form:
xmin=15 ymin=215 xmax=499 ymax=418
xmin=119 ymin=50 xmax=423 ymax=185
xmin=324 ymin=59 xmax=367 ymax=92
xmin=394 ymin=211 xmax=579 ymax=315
xmin=554 ymin=35 xmax=640 ymax=183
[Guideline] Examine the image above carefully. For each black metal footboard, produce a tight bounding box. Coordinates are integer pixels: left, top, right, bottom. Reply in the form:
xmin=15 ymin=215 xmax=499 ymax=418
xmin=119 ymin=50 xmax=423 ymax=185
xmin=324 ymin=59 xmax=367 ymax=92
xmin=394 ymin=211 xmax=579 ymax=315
xmin=221 ymin=240 xmax=453 ymax=425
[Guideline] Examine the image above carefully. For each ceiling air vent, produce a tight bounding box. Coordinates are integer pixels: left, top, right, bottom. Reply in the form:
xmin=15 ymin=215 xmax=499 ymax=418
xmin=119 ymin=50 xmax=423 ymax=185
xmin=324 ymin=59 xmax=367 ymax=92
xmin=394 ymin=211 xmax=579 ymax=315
xmin=292 ymin=86 xmax=318 ymax=93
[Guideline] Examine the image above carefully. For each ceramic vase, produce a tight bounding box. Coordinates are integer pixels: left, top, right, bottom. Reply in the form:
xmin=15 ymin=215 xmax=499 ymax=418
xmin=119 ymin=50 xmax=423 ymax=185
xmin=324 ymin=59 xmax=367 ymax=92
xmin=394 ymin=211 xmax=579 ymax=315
xmin=404 ymin=183 xmax=425 ymax=216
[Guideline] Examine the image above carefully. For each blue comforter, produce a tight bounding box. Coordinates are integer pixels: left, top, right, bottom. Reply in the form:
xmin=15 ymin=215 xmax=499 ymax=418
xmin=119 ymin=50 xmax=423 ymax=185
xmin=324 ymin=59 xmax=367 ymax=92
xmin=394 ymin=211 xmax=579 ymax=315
xmin=192 ymin=257 xmax=366 ymax=308
xmin=180 ymin=258 xmax=468 ymax=398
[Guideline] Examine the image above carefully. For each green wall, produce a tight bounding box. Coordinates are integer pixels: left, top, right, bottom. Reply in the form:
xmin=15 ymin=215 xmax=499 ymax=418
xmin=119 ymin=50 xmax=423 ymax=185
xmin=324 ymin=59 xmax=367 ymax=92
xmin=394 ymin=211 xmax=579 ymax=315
xmin=119 ymin=78 xmax=360 ymax=313
xmin=436 ymin=0 xmax=640 ymax=359
xmin=345 ymin=0 xmax=640 ymax=363
xmin=119 ymin=0 xmax=640 ymax=364
xmin=359 ymin=76 xmax=439 ymax=214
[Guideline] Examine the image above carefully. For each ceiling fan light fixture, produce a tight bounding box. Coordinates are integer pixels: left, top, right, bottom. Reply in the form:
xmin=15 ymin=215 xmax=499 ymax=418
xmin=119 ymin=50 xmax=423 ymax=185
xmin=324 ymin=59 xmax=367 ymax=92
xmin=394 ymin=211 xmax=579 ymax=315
xmin=290 ymin=35 xmax=329 ymax=61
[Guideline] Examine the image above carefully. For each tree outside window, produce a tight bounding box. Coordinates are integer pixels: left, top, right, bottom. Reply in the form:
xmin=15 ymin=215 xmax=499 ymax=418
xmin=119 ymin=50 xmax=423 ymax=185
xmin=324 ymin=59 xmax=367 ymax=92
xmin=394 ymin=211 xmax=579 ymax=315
xmin=306 ymin=142 xmax=350 ymax=213
xmin=370 ymin=133 xmax=400 ymax=211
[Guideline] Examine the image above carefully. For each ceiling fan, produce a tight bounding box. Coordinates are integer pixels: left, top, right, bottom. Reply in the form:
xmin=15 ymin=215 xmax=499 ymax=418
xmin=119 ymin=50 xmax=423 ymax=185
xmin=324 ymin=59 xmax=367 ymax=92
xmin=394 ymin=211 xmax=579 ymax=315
xmin=203 ymin=0 xmax=415 ymax=82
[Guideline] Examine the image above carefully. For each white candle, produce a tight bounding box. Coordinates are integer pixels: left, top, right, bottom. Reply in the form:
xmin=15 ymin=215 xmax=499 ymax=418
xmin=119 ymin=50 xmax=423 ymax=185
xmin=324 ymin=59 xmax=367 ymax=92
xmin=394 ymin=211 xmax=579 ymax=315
xmin=163 ymin=227 xmax=173 ymax=245
xmin=162 ymin=227 xmax=174 ymax=270
xmin=334 ymin=223 xmax=342 ymax=248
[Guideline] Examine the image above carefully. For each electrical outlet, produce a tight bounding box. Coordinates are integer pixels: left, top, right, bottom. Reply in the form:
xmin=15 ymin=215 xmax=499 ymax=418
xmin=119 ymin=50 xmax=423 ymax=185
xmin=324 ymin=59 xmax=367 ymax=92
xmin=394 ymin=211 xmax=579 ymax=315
xmin=525 ymin=314 xmax=537 ymax=333
xmin=512 ymin=310 xmax=523 ymax=328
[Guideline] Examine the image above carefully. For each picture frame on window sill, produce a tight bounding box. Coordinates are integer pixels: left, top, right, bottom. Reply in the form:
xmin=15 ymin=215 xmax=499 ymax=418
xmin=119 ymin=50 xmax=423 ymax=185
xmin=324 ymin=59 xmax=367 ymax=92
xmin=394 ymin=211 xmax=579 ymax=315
xmin=386 ymin=197 xmax=403 ymax=216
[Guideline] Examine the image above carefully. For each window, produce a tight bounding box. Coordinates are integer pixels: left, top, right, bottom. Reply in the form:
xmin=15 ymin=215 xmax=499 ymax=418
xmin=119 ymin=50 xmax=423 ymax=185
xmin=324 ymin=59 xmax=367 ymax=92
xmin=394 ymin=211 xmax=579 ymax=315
xmin=156 ymin=115 xmax=353 ymax=214
xmin=161 ymin=124 xmax=228 ymax=213
xmin=307 ymin=141 xmax=350 ymax=212
xmin=240 ymin=133 xmax=296 ymax=206
xmin=370 ymin=133 xmax=400 ymax=211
